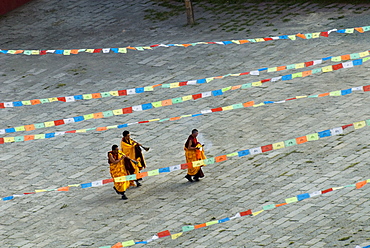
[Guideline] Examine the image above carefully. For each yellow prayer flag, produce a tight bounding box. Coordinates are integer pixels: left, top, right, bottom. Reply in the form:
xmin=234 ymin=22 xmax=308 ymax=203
xmin=322 ymin=66 xmax=333 ymax=72
xmin=171 ymin=232 xmax=183 ymax=240
xmin=114 ymin=176 xmax=126 ymax=182
xmin=345 ymin=28 xmax=354 ymax=33
xmin=118 ymin=48 xmax=127 ymax=53
xmin=253 ymin=103 xmax=265 ymax=107
xmin=255 ymin=38 xmax=265 ymax=42
xmin=272 ymin=142 xmax=285 ymax=150
xmin=44 ymin=121 xmax=55 ymax=127
xmin=252 ymin=210 xmax=264 ymax=216
xmin=205 ymin=221 xmax=218 ymax=226
xmin=170 ymin=83 xmax=180 ymax=88
xmin=148 ymin=170 xmax=160 ymax=176
xmin=192 ymin=160 xmax=204 ymax=167
xmin=222 ymin=106 xmax=233 ymax=111
xmin=295 ymin=63 xmax=304 ymax=69
xmin=182 ymin=95 xmax=193 ymax=101
xmin=296 ymin=96 xmax=307 ymax=99
xmin=312 ymin=32 xmax=320 ymax=38
xmin=83 ymin=114 xmax=94 ymax=120
xmin=85 ymin=49 xmax=94 ymax=53
xmin=4 ymin=137 xmax=15 ymax=143
xmin=359 ymin=51 xmax=370 ymax=57
xmin=121 ymin=240 xmax=135 ymax=247
xmin=206 ymin=78 xmax=214 ymax=83
xmin=113 ymin=109 xmax=123 ymax=115
xmin=110 ymin=91 xmax=119 ymax=96
xmin=76 ymin=129 xmax=87 ymax=133
xmin=35 ymin=189 xmax=47 ymax=193
xmin=15 ymin=126 xmax=26 ymax=131
xmin=267 ymin=67 xmax=277 ymax=72
xmin=31 ymin=50 xmax=40 ymax=55
xmin=251 ymin=81 xmax=262 ymax=86
xmin=331 ymin=56 xmax=342 ymax=62
xmin=144 ymin=86 xmax=154 ymax=91
xmin=288 ymin=35 xmax=296 ymax=40
xmin=22 ymin=100 xmax=32 ymax=105
xmin=354 ymin=121 xmax=366 ymax=129
xmin=149 ymin=119 xmax=160 ymax=122
xmin=63 ymin=50 xmax=71 ymax=55
xmin=48 ymin=97 xmax=59 ymax=102
xmin=285 ymin=197 xmax=298 ymax=203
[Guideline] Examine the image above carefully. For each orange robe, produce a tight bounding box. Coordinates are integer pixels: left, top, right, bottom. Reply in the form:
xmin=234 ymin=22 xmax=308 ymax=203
xmin=121 ymin=138 xmax=146 ymax=172
xmin=108 ymin=151 xmax=134 ymax=192
xmin=184 ymin=136 xmax=206 ymax=176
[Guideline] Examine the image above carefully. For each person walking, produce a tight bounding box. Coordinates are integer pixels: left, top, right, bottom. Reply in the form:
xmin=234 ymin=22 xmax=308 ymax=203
xmin=108 ymin=144 xmax=134 ymax=200
xmin=184 ymin=129 xmax=206 ymax=182
xmin=121 ymin=130 xmax=147 ymax=186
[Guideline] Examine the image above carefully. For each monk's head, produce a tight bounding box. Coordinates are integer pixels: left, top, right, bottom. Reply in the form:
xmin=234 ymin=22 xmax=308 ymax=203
xmin=112 ymin=144 xmax=119 ymax=154
xmin=191 ymin=129 xmax=198 ymax=137
xmin=122 ymin=130 xmax=130 ymax=139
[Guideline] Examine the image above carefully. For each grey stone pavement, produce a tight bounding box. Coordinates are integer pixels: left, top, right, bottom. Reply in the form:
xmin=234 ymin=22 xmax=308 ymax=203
xmin=1 ymin=0 xmax=370 ymax=247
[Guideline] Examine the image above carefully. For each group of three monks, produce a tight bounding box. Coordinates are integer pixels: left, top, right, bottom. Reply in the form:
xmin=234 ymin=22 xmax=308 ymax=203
xmin=108 ymin=129 xmax=206 ymax=200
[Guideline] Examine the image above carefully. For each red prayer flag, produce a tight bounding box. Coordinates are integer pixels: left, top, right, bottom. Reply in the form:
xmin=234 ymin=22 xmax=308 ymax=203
xmin=211 ymin=107 xmax=223 ymax=112
xmin=261 ymin=144 xmax=273 ymax=153
xmin=321 ymin=188 xmax=333 ymax=194
xmin=192 ymin=93 xmax=202 ymax=100
xmin=118 ymin=90 xmax=127 ymax=96
xmin=103 ymin=178 xmax=114 ymax=184
xmin=305 ymin=61 xmax=314 ymax=67
xmin=342 ymin=124 xmax=353 ymax=130
xmin=320 ymin=32 xmax=329 ymax=37
xmin=54 ymin=120 xmax=65 ymax=126
xmin=240 ymin=209 xmax=252 ymax=216
xmin=122 ymin=107 xmax=132 ymax=114
xmin=157 ymin=230 xmax=171 ymax=238
xmin=332 ymin=64 xmax=343 ymax=70
xmin=179 ymin=81 xmax=188 ymax=86
xmin=57 ymin=97 xmax=66 ymax=102
xmin=0 ymin=103 xmax=4 ymax=108
xmin=363 ymin=85 xmax=370 ymax=91
xmin=0 ymin=138 xmax=4 ymax=144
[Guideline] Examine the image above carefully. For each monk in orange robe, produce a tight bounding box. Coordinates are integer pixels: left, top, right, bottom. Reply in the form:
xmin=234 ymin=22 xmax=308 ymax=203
xmin=108 ymin=144 xmax=135 ymax=200
xmin=121 ymin=130 xmax=147 ymax=186
xmin=184 ymin=129 xmax=206 ymax=182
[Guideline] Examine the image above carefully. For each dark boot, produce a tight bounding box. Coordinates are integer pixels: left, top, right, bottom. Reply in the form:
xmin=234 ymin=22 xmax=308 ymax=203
xmin=193 ymin=176 xmax=200 ymax=181
xmin=185 ymin=174 xmax=193 ymax=182
xmin=121 ymin=192 xmax=128 ymax=200
xmin=135 ymin=180 xmax=142 ymax=187
xmin=113 ymin=186 xmax=120 ymax=195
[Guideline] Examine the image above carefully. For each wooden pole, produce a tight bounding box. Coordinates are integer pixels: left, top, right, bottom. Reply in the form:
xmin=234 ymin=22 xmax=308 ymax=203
xmin=184 ymin=0 xmax=195 ymax=25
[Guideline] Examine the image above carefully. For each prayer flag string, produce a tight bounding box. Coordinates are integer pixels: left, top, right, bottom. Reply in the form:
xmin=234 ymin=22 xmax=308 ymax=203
xmin=0 ymin=26 xmax=369 ymax=56
xmin=1 ymin=83 xmax=370 ymax=144
xmin=101 ymin=178 xmax=369 ymax=247
xmin=2 ymin=117 xmax=370 ymax=201
xmin=1 ymin=56 xmax=369 ymax=136
xmin=1 ymin=49 xmax=369 ymax=109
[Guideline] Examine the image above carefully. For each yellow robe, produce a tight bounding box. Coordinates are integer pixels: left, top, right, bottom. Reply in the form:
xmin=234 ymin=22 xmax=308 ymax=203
xmin=121 ymin=139 xmax=145 ymax=172
xmin=184 ymin=147 xmax=207 ymax=176
xmin=109 ymin=152 xmax=134 ymax=192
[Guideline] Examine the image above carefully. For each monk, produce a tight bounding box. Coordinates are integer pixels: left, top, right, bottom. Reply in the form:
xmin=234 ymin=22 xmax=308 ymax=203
xmin=108 ymin=145 xmax=136 ymax=200
xmin=184 ymin=129 xmax=207 ymax=182
xmin=121 ymin=130 xmax=147 ymax=186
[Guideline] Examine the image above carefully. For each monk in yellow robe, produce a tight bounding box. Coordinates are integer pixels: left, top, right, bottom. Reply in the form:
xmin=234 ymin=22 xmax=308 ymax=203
xmin=121 ymin=130 xmax=147 ymax=186
xmin=108 ymin=144 xmax=135 ymax=200
xmin=184 ymin=129 xmax=206 ymax=182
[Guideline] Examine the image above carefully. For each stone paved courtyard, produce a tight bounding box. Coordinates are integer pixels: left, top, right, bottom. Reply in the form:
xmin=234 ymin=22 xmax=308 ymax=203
xmin=1 ymin=0 xmax=370 ymax=247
